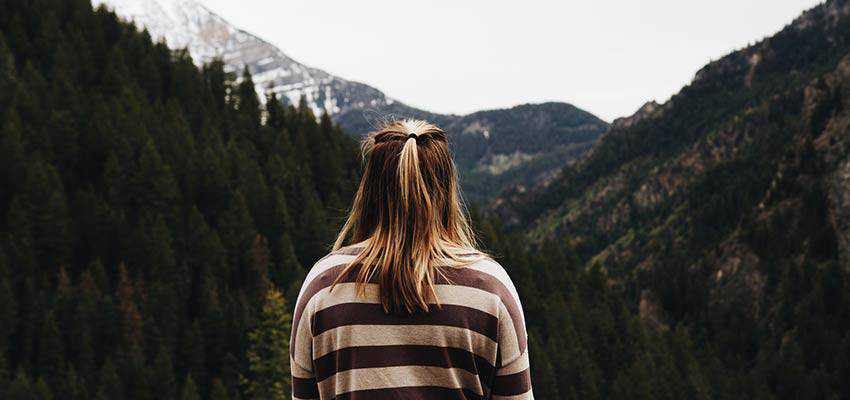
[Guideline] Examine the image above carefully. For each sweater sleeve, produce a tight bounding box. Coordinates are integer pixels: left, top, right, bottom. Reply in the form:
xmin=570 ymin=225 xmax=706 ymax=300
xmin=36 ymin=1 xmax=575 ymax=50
xmin=492 ymin=291 xmax=533 ymax=399
xmin=290 ymin=278 xmax=319 ymax=400
xmin=290 ymin=357 xmax=319 ymax=400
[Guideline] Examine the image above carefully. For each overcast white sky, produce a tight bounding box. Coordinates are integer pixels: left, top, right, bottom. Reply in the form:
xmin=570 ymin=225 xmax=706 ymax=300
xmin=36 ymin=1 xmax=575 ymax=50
xmin=200 ymin=0 xmax=821 ymax=121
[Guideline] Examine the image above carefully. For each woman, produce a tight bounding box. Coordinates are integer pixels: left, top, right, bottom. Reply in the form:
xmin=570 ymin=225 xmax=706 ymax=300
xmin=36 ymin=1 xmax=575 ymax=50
xmin=289 ymin=120 xmax=532 ymax=400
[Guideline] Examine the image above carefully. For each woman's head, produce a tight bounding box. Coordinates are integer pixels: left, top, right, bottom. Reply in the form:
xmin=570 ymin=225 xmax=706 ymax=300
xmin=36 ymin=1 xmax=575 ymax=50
xmin=333 ymin=119 xmax=482 ymax=313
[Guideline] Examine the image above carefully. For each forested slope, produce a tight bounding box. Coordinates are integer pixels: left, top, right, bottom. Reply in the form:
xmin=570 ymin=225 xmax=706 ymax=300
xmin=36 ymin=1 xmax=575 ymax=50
xmin=493 ymin=0 xmax=850 ymax=398
xmin=3 ymin=0 xmax=850 ymax=399
xmin=0 ymin=0 xmax=359 ymax=398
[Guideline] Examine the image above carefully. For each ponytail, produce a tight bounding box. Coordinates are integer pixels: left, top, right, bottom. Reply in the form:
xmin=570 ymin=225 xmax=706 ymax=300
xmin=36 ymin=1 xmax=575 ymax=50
xmin=331 ymin=120 xmax=483 ymax=314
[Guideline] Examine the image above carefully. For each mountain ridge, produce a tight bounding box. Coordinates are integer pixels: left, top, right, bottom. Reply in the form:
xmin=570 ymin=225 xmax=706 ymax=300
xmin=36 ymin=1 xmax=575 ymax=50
xmin=491 ymin=0 xmax=850 ymax=395
xmin=94 ymin=0 xmax=609 ymax=203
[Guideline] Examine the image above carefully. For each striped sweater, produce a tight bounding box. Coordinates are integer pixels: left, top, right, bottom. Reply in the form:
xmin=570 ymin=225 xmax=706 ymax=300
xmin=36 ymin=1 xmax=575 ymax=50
xmin=289 ymin=245 xmax=533 ymax=400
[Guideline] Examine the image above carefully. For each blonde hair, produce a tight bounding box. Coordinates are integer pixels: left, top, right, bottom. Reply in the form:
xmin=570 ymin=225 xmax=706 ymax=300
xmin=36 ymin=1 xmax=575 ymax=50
xmin=331 ymin=119 xmax=484 ymax=313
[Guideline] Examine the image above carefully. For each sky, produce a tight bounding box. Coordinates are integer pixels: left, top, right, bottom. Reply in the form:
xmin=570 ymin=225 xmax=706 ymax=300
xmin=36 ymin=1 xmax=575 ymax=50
xmin=199 ymin=0 xmax=822 ymax=122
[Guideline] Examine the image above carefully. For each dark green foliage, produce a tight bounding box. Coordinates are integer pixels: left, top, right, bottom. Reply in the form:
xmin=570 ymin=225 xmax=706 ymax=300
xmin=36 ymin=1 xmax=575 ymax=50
xmin=0 ymin=1 xmax=357 ymax=398
xmin=209 ymin=378 xmax=230 ymax=400
xmin=7 ymin=370 xmax=31 ymax=400
xmin=180 ymin=375 xmax=201 ymax=400
xmin=475 ymin=222 xmax=714 ymax=400
xmin=241 ymin=288 xmax=291 ymax=400
xmin=492 ymin=0 xmax=850 ymax=398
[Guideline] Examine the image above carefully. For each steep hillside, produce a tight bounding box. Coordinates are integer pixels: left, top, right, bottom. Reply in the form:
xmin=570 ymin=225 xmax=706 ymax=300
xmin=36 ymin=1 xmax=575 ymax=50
xmin=494 ymin=0 xmax=850 ymax=396
xmin=447 ymin=103 xmax=607 ymax=204
xmin=93 ymin=0 xmax=609 ymax=204
xmin=0 ymin=0 xmax=359 ymax=397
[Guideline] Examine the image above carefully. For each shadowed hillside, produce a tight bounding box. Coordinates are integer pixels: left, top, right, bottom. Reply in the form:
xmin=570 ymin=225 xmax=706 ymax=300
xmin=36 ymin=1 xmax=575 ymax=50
xmin=493 ymin=0 xmax=850 ymax=397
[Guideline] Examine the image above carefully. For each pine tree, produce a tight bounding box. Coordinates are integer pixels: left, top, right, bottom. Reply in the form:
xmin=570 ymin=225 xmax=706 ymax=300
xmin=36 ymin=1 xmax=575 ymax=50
xmin=95 ymin=359 xmax=122 ymax=400
xmin=210 ymin=378 xmax=230 ymax=400
xmin=242 ymin=288 xmax=291 ymax=400
xmin=180 ymin=375 xmax=201 ymax=400
xmin=131 ymin=212 xmax=176 ymax=280
xmin=291 ymin=174 xmax=329 ymax=265
xmin=152 ymin=345 xmax=177 ymax=400
xmin=0 ymin=32 xmax=16 ymax=111
xmin=7 ymin=370 xmax=32 ymax=400
xmin=0 ymin=353 xmax=9 ymax=399
xmin=35 ymin=312 xmax=64 ymax=389
xmin=275 ymin=233 xmax=304 ymax=307
xmin=0 ymin=253 xmax=15 ymax=357
xmin=62 ymin=367 xmax=88 ymax=400
xmin=128 ymin=139 xmax=179 ymax=221
xmin=71 ymin=268 xmax=99 ymax=380
xmin=0 ymin=111 xmax=26 ymax=204
xmin=180 ymin=320 xmax=206 ymax=390
xmin=22 ymin=158 xmax=71 ymax=272
xmin=234 ymin=67 xmax=261 ymax=131
xmin=32 ymin=377 xmax=52 ymax=400
xmin=217 ymin=190 xmax=256 ymax=284
xmin=247 ymin=235 xmax=272 ymax=307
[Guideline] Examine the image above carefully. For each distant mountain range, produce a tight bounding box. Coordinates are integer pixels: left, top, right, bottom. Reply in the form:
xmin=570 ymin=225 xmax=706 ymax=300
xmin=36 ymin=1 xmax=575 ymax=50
xmin=92 ymin=0 xmax=609 ymax=203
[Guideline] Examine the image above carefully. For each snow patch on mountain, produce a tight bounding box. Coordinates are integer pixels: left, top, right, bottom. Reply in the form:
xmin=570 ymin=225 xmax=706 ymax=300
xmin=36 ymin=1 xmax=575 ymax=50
xmin=92 ymin=0 xmax=392 ymax=116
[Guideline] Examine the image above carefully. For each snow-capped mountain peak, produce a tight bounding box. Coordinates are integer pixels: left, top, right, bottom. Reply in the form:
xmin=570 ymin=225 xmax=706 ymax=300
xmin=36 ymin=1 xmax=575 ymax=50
xmin=92 ymin=0 xmax=391 ymax=116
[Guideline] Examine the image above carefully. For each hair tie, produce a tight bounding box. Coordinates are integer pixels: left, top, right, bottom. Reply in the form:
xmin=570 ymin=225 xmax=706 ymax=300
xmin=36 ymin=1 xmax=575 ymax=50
xmin=407 ymin=133 xmax=417 ymax=140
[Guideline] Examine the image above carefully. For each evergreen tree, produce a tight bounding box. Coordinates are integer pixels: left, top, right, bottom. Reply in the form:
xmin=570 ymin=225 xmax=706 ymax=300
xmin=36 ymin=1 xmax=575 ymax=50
xmin=242 ymin=288 xmax=291 ymax=400
xmin=95 ymin=359 xmax=122 ymax=400
xmin=33 ymin=377 xmax=53 ymax=400
xmin=234 ymin=67 xmax=261 ymax=131
xmin=7 ymin=370 xmax=33 ymax=400
xmin=0 ymin=32 xmax=16 ymax=111
xmin=35 ymin=312 xmax=64 ymax=389
xmin=152 ymin=345 xmax=177 ymax=400
xmin=62 ymin=367 xmax=88 ymax=400
xmin=180 ymin=375 xmax=201 ymax=400
xmin=0 ymin=254 xmax=15 ymax=356
xmin=210 ymin=378 xmax=230 ymax=400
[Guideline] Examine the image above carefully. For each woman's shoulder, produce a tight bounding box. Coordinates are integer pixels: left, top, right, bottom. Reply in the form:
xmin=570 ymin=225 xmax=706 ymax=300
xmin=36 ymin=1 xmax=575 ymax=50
xmin=444 ymin=255 xmax=522 ymax=307
xmin=306 ymin=244 xmax=363 ymax=275
xmin=295 ymin=245 xmax=364 ymax=305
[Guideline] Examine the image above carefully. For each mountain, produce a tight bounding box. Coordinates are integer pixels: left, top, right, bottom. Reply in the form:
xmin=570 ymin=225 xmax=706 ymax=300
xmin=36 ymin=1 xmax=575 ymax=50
xmin=92 ymin=0 xmax=609 ymax=204
xmin=91 ymin=0 xmax=394 ymax=116
xmin=494 ymin=0 xmax=850 ymax=396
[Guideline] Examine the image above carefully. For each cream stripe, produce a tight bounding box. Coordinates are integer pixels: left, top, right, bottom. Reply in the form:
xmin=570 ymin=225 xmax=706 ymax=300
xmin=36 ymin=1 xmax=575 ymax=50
xmin=468 ymin=259 xmax=524 ymax=308
xmin=292 ymin=396 xmax=317 ymax=400
xmin=492 ymin=390 xmax=534 ymax=400
xmin=296 ymin=253 xmax=356 ymax=305
xmin=313 ymin=283 xmax=500 ymax=316
xmin=313 ymin=324 xmax=498 ymax=362
xmin=290 ymin=357 xmax=314 ymax=379
xmin=293 ymin=302 xmax=314 ymax=369
xmin=318 ymin=365 xmax=484 ymax=399
xmin=497 ymin=301 xmax=522 ymax=364
xmin=496 ymin=352 xmax=530 ymax=376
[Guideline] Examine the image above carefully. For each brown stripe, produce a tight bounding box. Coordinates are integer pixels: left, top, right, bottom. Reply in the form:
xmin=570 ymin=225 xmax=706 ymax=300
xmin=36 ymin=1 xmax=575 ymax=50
xmin=334 ymin=386 xmax=485 ymax=400
xmin=492 ymin=369 xmax=532 ymax=396
xmin=291 ymin=262 xmax=351 ymax=358
xmin=313 ymin=325 xmax=498 ymax=362
xmin=440 ymin=267 xmax=528 ymax=354
xmin=293 ymin=256 xmax=525 ymax=358
xmin=312 ymin=303 xmax=499 ymax=340
xmin=314 ymin=345 xmax=496 ymax=383
xmin=292 ymin=376 xmax=319 ymax=399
